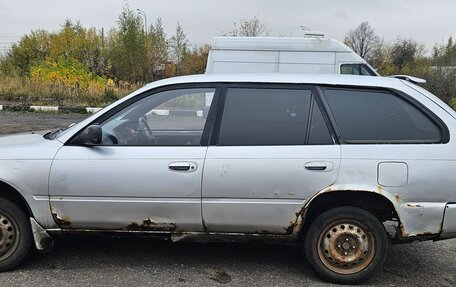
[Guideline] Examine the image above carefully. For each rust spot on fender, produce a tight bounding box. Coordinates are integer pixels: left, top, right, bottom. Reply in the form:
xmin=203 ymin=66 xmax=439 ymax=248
xmin=51 ymin=212 xmax=71 ymax=226
xmin=406 ymin=203 xmax=423 ymax=208
xmin=398 ymin=223 xmax=438 ymax=239
xmin=125 ymin=219 xmax=178 ymax=232
xmin=284 ymin=207 xmax=306 ymax=235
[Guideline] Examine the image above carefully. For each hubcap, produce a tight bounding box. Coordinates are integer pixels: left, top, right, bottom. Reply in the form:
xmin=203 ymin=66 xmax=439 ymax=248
xmin=317 ymin=220 xmax=376 ymax=274
xmin=0 ymin=212 xmax=20 ymax=261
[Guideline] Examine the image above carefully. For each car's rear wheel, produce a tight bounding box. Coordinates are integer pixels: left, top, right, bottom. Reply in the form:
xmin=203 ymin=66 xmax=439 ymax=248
xmin=0 ymin=198 xmax=32 ymax=271
xmin=303 ymin=206 xmax=389 ymax=284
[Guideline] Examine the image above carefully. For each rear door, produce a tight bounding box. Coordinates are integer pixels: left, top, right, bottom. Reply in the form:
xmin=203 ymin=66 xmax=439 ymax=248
xmin=202 ymin=84 xmax=341 ymax=234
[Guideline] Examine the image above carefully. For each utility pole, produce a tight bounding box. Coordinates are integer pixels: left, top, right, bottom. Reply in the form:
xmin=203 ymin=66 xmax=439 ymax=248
xmin=137 ymin=9 xmax=147 ymax=34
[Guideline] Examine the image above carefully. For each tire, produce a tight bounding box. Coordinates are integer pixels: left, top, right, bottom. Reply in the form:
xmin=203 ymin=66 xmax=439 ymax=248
xmin=0 ymin=198 xmax=33 ymax=271
xmin=303 ymin=206 xmax=389 ymax=284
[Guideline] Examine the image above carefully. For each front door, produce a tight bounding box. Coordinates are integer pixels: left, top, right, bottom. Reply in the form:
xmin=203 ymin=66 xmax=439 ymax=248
xmin=49 ymin=86 xmax=218 ymax=231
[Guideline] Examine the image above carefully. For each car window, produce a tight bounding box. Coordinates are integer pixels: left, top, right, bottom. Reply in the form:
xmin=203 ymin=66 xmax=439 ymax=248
xmin=218 ymin=88 xmax=312 ymax=146
xmin=100 ymin=88 xmax=215 ymax=146
xmin=308 ymin=99 xmax=333 ymax=145
xmin=340 ymin=64 xmax=377 ymax=76
xmin=323 ymin=88 xmax=442 ymax=143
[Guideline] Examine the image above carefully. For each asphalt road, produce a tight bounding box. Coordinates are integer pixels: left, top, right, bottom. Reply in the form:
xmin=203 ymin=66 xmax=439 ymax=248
xmin=0 ymin=110 xmax=455 ymax=286
xmin=2 ymin=235 xmax=456 ymax=287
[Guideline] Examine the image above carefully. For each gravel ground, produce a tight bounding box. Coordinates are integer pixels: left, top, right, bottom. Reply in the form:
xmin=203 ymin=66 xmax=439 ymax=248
xmin=0 ymin=110 xmax=455 ymax=286
xmin=0 ymin=110 xmax=89 ymax=135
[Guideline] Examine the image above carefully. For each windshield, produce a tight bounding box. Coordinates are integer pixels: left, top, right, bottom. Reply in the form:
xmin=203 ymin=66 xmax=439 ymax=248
xmin=340 ymin=64 xmax=378 ymax=76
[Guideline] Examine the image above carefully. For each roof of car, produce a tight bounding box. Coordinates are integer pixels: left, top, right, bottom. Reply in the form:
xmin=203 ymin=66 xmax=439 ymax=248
xmin=144 ymin=73 xmax=403 ymax=90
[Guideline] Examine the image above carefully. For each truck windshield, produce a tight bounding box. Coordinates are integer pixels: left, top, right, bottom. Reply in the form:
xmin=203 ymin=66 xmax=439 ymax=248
xmin=341 ymin=64 xmax=377 ymax=76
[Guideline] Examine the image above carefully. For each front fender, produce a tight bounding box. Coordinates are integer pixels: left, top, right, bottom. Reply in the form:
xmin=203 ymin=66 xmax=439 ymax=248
xmin=0 ymin=162 xmax=56 ymax=228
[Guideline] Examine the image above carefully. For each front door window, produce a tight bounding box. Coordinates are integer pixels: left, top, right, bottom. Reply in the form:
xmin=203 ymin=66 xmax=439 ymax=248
xmin=100 ymin=88 xmax=215 ymax=146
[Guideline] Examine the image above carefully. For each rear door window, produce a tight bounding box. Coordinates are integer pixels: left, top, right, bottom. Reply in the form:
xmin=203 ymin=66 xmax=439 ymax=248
xmin=217 ymin=88 xmax=312 ymax=146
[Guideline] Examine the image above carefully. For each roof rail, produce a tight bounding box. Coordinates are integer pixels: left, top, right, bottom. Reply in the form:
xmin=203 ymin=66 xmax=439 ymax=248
xmin=303 ymin=31 xmax=325 ymax=38
xmin=389 ymin=75 xmax=426 ymax=84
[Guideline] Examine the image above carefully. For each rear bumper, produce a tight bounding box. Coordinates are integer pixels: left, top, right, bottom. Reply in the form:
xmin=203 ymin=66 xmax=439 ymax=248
xmin=439 ymin=203 xmax=456 ymax=240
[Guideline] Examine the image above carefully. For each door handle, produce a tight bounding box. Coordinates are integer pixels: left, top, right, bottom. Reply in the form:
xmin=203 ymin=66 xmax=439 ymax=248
xmin=305 ymin=165 xmax=327 ymax=171
xmin=169 ymin=162 xmax=197 ymax=172
xmin=304 ymin=161 xmax=333 ymax=172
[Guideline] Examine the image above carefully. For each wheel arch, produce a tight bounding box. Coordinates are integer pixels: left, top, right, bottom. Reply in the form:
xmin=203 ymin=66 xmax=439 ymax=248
xmin=293 ymin=186 xmax=401 ymax=239
xmin=0 ymin=180 xmax=34 ymax=218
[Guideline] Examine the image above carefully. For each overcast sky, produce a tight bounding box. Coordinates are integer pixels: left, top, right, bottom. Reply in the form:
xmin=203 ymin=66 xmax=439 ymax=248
xmin=0 ymin=0 xmax=455 ymax=52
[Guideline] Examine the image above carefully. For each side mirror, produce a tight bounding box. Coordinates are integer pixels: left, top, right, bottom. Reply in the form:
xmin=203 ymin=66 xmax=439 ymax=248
xmin=77 ymin=125 xmax=102 ymax=145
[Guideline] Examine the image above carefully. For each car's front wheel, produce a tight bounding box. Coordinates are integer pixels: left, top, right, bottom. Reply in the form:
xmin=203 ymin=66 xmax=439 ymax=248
xmin=0 ymin=198 xmax=32 ymax=271
xmin=303 ymin=206 xmax=389 ymax=284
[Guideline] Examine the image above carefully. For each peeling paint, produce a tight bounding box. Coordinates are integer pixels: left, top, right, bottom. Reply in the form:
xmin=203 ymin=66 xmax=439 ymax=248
xmin=50 ymin=208 xmax=71 ymax=226
xmin=125 ymin=219 xmax=178 ymax=232
xmin=170 ymin=231 xmax=293 ymax=243
xmin=406 ymin=203 xmax=423 ymax=208
xmin=287 ymin=184 xmax=405 ymax=239
xmin=283 ymin=205 xmax=306 ymax=236
xmin=397 ymin=223 xmax=438 ymax=239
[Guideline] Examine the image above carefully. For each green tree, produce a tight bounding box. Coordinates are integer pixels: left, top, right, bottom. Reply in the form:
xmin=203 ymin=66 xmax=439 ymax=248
xmin=169 ymin=22 xmax=188 ymax=76
xmin=426 ymin=38 xmax=456 ymax=106
xmin=180 ymin=45 xmax=210 ymax=75
xmin=433 ymin=37 xmax=456 ymax=66
xmin=148 ymin=18 xmax=169 ymax=80
xmin=390 ymin=38 xmax=426 ymax=70
xmin=109 ymin=4 xmax=148 ymax=83
xmin=9 ymin=29 xmax=51 ymax=76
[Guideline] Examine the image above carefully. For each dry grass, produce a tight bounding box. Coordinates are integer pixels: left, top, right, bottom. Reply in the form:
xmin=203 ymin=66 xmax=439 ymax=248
xmin=0 ymin=76 xmax=141 ymax=106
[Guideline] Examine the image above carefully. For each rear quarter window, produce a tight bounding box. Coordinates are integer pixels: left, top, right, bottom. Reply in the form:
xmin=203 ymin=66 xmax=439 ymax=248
xmin=323 ymin=88 xmax=443 ymax=143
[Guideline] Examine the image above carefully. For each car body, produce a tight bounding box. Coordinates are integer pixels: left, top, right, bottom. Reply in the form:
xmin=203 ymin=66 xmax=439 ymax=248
xmin=0 ymin=74 xmax=455 ymax=283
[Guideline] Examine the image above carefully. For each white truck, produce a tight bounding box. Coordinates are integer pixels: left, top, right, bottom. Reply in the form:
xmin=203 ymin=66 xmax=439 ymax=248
xmin=205 ymin=35 xmax=379 ymax=76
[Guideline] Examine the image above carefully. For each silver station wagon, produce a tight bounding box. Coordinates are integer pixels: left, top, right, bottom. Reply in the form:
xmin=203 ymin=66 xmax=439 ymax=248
xmin=0 ymin=74 xmax=455 ymax=284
